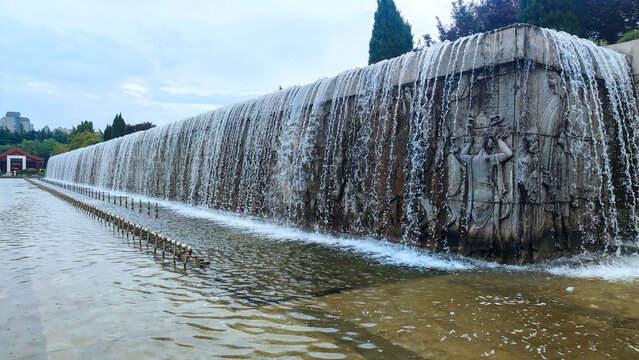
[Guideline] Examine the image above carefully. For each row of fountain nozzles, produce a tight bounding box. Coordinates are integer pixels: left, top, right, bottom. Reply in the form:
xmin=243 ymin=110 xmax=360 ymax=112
xmin=108 ymin=214 xmax=193 ymax=254
xmin=34 ymin=178 xmax=198 ymax=261
xmin=41 ymin=179 xmax=159 ymax=217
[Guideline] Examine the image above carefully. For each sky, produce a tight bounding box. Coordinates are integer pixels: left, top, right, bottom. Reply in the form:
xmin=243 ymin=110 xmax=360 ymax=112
xmin=0 ymin=0 xmax=453 ymax=131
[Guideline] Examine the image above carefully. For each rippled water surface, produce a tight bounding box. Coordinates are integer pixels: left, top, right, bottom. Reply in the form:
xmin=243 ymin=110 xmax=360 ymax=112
xmin=2 ymin=179 xmax=639 ymax=359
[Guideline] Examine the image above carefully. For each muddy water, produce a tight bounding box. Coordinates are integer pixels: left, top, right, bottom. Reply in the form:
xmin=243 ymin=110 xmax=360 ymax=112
xmin=1 ymin=178 xmax=639 ymax=359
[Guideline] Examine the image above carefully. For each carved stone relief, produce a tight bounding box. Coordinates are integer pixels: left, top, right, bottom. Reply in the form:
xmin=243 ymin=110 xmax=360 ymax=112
xmin=458 ymin=131 xmax=513 ymax=249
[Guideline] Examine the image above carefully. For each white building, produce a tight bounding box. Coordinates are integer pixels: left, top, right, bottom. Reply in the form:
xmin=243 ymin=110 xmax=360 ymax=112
xmin=0 ymin=112 xmax=34 ymax=132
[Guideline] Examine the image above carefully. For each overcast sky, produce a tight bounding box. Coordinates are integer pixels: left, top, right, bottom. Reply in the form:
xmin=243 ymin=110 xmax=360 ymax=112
xmin=0 ymin=0 xmax=453 ymax=131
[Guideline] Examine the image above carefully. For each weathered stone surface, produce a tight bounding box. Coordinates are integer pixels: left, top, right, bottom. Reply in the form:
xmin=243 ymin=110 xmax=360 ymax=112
xmin=608 ymin=39 xmax=639 ymax=90
xmin=46 ymin=24 xmax=639 ymax=264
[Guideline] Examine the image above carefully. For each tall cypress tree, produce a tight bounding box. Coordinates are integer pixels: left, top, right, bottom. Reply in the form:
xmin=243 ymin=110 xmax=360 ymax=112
xmin=111 ymin=113 xmax=126 ymax=139
xmin=520 ymin=0 xmax=584 ymax=36
xmin=103 ymin=124 xmax=113 ymax=141
xmin=368 ymin=0 xmax=414 ymax=65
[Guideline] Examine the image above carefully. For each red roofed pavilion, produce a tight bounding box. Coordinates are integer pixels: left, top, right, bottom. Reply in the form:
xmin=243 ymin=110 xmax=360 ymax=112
xmin=0 ymin=148 xmax=44 ymax=173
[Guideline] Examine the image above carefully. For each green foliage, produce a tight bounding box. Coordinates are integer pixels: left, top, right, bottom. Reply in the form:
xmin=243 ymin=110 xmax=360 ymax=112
xmin=15 ymin=139 xmax=58 ymax=164
xmin=110 ymin=113 xmax=126 ymax=139
xmin=437 ymin=0 xmax=635 ymax=43
xmin=55 ymin=130 xmax=103 ymax=155
xmin=584 ymin=0 xmax=638 ymax=44
xmin=16 ymin=168 xmax=38 ymax=176
xmin=0 ymin=119 xmax=100 ymax=162
xmin=54 ymin=143 xmax=69 ymax=155
xmin=71 ymin=120 xmax=94 ymax=137
xmin=437 ymin=0 xmax=480 ymax=41
xmin=0 ymin=144 xmax=12 ymax=154
xmin=368 ymin=0 xmax=413 ymax=65
xmin=519 ymin=0 xmax=584 ymax=36
xmin=0 ymin=137 xmax=61 ymax=166
xmin=436 ymin=0 xmax=519 ymax=42
xmin=0 ymin=127 xmax=19 ymax=145
xmin=104 ymin=114 xmax=154 ymax=141
xmin=51 ymin=129 xmax=70 ymax=144
xmin=103 ymin=124 xmax=113 ymax=141
xmin=618 ymin=29 xmax=639 ymax=43
xmin=125 ymin=122 xmax=155 ymax=135
xmin=66 ymin=131 xmax=103 ymax=152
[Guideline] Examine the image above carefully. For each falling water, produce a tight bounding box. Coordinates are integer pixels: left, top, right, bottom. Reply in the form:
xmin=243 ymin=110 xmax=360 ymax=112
xmin=46 ymin=25 xmax=639 ymax=263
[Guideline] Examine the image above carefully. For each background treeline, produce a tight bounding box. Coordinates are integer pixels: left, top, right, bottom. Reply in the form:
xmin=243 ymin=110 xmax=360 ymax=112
xmin=370 ymin=0 xmax=639 ymax=64
xmin=103 ymin=113 xmax=154 ymax=141
xmin=435 ymin=0 xmax=639 ymax=45
xmin=0 ymin=114 xmax=155 ymax=166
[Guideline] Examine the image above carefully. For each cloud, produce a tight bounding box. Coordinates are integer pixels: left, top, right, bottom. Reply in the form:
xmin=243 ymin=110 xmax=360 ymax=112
xmin=122 ymin=83 xmax=148 ymax=98
xmin=159 ymin=84 xmax=261 ymax=97
xmin=0 ymin=0 xmax=455 ymax=130
xmin=138 ymin=99 xmax=220 ymax=113
xmin=26 ymin=81 xmax=58 ymax=94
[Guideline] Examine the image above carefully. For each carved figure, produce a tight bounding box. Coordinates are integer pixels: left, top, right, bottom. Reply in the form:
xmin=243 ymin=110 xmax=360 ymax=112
xmin=444 ymin=138 xmax=466 ymax=232
xmin=539 ymin=71 xmax=564 ymax=135
xmin=518 ymin=136 xmax=542 ymax=204
xmin=459 ymin=133 xmax=512 ymax=245
xmin=518 ymin=136 xmax=547 ymax=247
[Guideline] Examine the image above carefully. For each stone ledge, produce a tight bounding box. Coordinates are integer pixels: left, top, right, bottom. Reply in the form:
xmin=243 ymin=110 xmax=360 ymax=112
xmin=313 ymin=24 xmax=616 ymax=105
xmin=608 ymin=39 xmax=639 ymax=77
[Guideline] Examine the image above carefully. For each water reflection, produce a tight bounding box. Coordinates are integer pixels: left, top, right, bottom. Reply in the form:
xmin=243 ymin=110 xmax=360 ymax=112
xmin=1 ymin=179 xmax=638 ymax=359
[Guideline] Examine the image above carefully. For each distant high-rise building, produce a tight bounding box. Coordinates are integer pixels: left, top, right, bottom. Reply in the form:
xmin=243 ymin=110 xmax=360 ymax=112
xmin=0 ymin=112 xmax=34 ymax=132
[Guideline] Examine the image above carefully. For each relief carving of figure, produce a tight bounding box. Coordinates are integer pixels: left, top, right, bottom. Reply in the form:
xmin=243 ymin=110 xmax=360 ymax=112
xmin=539 ymin=71 xmax=565 ymax=136
xmin=459 ymin=133 xmax=513 ymax=246
xmin=518 ymin=136 xmax=542 ymax=204
xmin=444 ymin=138 xmax=466 ymax=232
xmin=518 ymin=136 xmax=546 ymax=247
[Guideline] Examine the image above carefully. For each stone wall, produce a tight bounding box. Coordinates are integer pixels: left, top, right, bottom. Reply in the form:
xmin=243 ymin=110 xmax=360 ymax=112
xmin=608 ymin=39 xmax=639 ymax=91
xmin=311 ymin=25 xmax=639 ymax=263
xmin=46 ymin=25 xmax=639 ymax=264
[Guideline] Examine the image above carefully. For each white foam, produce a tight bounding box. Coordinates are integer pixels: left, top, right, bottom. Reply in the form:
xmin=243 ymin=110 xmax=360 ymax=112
xmin=41 ymin=180 xmax=480 ymax=272
xmin=165 ymin=202 xmax=478 ymax=272
xmin=543 ymin=254 xmax=639 ymax=282
xmin=37 ymin=180 xmax=639 ymax=280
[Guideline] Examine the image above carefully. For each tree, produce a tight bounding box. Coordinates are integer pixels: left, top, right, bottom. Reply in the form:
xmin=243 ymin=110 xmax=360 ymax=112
xmin=104 ymin=124 xmax=113 ymax=141
xmin=618 ymin=29 xmax=639 ymax=43
xmin=475 ymin=0 xmax=520 ymax=31
xmin=54 ymin=143 xmax=69 ymax=155
xmin=36 ymin=127 xmax=53 ymax=141
xmin=414 ymin=34 xmax=437 ymax=49
xmin=125 ymin=122 xmax=155 ymax=135
xmin=40 ymin=138 xmax=59 ymax=165
xmin=52 ymin=129 xmax=70 ymax=144
xmin=66 ymin=131 xmax=103 ymax=152
xmin=110 ymin=113 xmax=126 ymax=139
xmin=438 ymin=0 xmax=481 ymax=41
xmin=71 ymin=120 xmax=95 ymax=137
xmin=519 ymin=0 xmax=584 ymax=36
xmin=0 ymin=127 xmax=19 ymax=145
xmin=437 ymin=0 xmax=519 ymax=41
xmin=368 ymin=0 xmax=414 ymax=64
xmin=583 ymin=0 xmax=639 ymax=44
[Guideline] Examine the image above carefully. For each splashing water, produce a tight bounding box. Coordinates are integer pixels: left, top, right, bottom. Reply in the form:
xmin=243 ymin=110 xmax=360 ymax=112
xmin=46 ymin=25 xmax=639 ymax=262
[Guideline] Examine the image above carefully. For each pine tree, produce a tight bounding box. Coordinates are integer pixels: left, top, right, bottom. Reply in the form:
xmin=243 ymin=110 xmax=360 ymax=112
xmin=520 ymin=0 xmax=584 ymax=36
xmin=111 ymin=113 xmax=126 ymax=139
xmin=368 ymin=0 xmax=414 ymax=65
xmin=103 ymin=124 xmax=112 ymax=141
